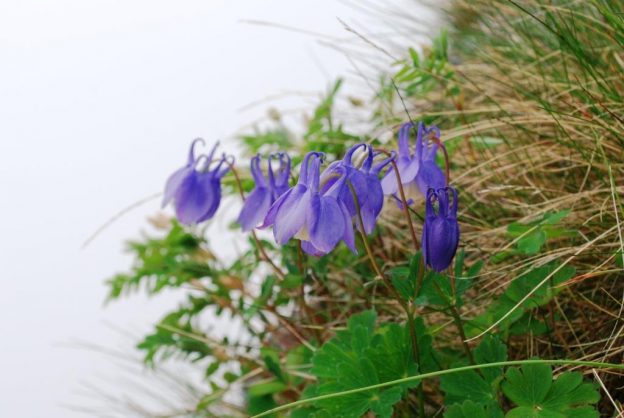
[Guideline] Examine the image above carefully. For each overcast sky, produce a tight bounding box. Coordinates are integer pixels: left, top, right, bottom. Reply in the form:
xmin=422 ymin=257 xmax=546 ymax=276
xmin=0 ymin=1 xmax=430 ymax=416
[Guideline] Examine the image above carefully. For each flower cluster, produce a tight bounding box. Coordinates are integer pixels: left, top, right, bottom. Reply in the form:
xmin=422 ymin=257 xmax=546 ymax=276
xmin=162 ymin=122 xmax=459 ymax=269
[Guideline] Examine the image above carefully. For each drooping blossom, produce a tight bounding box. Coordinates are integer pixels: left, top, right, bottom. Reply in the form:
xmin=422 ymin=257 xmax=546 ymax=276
xmin=422 ymin=187 xmax=460 ymax=272
xmin=320 ymin=144 xmax=395 ymax=235
xmin=357 ymin=150 xmax=396 ymax=234
xmin=381 ymin=122 xmax=446 ymax=203
xmin=237 ymin=152 xmax=291 ymax=232
xmin=262 ymin=152 xmax=355 ymax=256
xmin=162 ymin=139 xmax=233 ymax=225
xmin=320 ymin=143 xmax=369 ymax=216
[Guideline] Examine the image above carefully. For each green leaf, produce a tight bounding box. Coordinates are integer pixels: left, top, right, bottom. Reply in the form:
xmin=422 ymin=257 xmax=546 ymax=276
xmin=501 ymin=363 xmax=599 ymax=417
xmin=615 ymin=249 xmax=624 ymax=268
xmin=390 ymin=252 xmax=423 ymax=302
xmin=517 ymin=229 xmax=547 ymax=255
xmin=248 ymin=380 xmax=288 ymax=397
xmin=468 ymin=262 xmax=575 ymax=336
xmin=541 ymin=210 xmax=570 ymax=225
xmin=441 ymin=336 xmax=507 ymax=405
xmin=445 ymin=400 xmax=504 ymax=418
xmin=281 ymin=273 xmax=304 ymax=290
xmin=261 ymin=347 xmax=287 ymax=383
xmin=507 ymin=211 xmax=570 ymax=255
xmin=416 ymin=270 xmax=453 ymax=306
xmin=307 ymin=310 xmax=434 ymax=418
xmin=390 ymin=266 xmax=414 ymax=302
xmin=248 ymin=393 xmax=277 ymax=418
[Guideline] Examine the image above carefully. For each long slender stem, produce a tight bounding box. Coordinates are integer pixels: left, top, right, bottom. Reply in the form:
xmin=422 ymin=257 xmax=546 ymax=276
xmin=432 ymin=280 xmax=476 ymax=366
xmin=227 ymin=161 xmax=286 ymax=280
xmin=432 ymin=135 xmax=450 ymax=185
xmin=297 ymin=241 xmax=323 ymax=344
xmin=406 ymin=307 xmax=426 ymax=418
xmin=347 ymin=181 xmax=425 ymax=418
xmin=251 ymin=359 xmax=624 ymax=417
xmin=375 ymin=148 xmax=419 ymax=251
xmin=448 ymin=271 xmax=476 ymax=366
xmin=449 ymin=306 xmax=476 ymax=365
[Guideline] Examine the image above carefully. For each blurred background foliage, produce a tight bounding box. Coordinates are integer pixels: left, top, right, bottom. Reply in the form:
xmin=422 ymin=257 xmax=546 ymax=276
xmin=105 ymin=0 xmax=624 ymax=416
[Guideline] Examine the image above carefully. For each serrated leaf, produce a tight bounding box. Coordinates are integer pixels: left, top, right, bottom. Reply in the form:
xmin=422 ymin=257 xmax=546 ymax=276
xmin=474 ymin=335 xmax=508 ymax=384
xmin=416 ymin=270 xmax=453 ymax=306
xmin=445 ymin=400 xmax=504 ymax=418
xmin=441 ymin=336 xmax=507 ymax=405
xmin=391 ymin=253 xmax=423 ymax=302
xmin=308 ymin=310 xmax=433 ymax=417
xmin=501 ymin=363 xmax=599 ymax=417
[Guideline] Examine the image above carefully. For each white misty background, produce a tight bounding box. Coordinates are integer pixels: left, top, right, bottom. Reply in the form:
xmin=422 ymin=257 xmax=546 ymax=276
xmin=0 ymin=1 xmax=433 ymax=416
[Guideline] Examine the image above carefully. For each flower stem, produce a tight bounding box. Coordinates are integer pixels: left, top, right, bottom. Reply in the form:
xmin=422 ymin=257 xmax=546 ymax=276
xmin=432 ymin=279 xmax=476 ymax=366
xmin=374 ymin=148 xmax=419 ymax=251
xmin=431 ymin=134 xmax=450 ymax=185
xmin=347 ymin=181 xmax=426 ymax=418
xmin=227 ymin=161 xmax=286 ymax=280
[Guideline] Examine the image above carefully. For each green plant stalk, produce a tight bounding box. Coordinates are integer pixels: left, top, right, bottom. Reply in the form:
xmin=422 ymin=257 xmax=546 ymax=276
xmin=251 ymin=359 xmax=624 ymax=418
xmin=375 ymin=148 xmax=420 ymax=251
xmin=227 ymin=161 xmax=286 ymax=280
xmin=449 ymin=304 xmax=476 ymax=366
xmin=347 ymin=181 xmax=426 ymax=418
xmin=432 ymin=279 xmax=476 ymax=366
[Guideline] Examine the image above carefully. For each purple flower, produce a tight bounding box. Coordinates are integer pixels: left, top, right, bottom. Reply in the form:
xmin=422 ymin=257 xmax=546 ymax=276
xmin=422 ymin=187 xmax=460 ymax=272
xmin=319 ymin=144 xmax=395 ymax=235
xmin=320 ymin=143 xmax=369 ymax=216
xmin=381 ymin=122 xmax=446 ymax=203
xmin=358 ymin=150 xmax=396 ymax=234
xmin=262 ymin=152 xmax=355 ymax=256
xmin=237 ymin=152 xmax=291 ymax=232
xmin=162 ymin=139 xmax=232 ymax=225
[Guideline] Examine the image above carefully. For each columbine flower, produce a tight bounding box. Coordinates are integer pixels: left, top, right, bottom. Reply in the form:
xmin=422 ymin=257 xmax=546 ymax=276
xmin=319 ymin=144 xmax=395 ymax=235
xmin=358 ymin=150 xmax=396 ymax=234
xmin=320 ymin=143 xmax=369 ymax=216
xmin=422 ymin=187 xmax=460 ymax=272
xmin=381 ymin=121 xmax=446 ymax=203
xmin=263 ymin=151 xmax=355 ymax=256
xmin=237 ymin=152 xmax=291 ymax=232
xmin=162 ymin=139 xmax=232 ymax=225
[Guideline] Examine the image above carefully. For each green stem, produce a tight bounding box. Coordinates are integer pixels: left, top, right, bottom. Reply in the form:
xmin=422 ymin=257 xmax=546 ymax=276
xmin=432 ymin=280 xmax=475 ymax=366
xmin=375 ymin=148 xmax=419 ymax=251
xmin=449 ymin=305 xmax=476 ymax=366
xmin=407 ymin=307 xmax=426 ymax=418
xmin=251 ymin=359 xmax=624 ymax=417
xmin=228 ymin=161 xmax=286 ymax=280
xmin=448 ymin=271 xmax=476 ymax=366
xmin=347 ymin=181 xmax=425 ymax=418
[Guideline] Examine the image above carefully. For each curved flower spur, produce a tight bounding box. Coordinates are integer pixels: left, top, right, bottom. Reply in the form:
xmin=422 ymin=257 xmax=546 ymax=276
xmin=422 ymin=187 xmax=460 ymax=272
xmin=162 ymin=139 xmax=233 ymax=225
xmin=381 ymin=121 xmax=446 ymax=204
xmin=237 ymin=152 xmax=291 ymax=232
